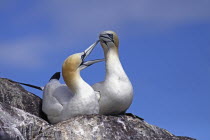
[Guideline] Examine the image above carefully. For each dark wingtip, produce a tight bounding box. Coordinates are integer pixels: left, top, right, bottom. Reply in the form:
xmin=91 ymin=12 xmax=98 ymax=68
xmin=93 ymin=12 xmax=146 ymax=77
xmin=49 ymin=72 xmax=61 ymax=81
xmin=8 ymin=79 xmax=43 ymax=91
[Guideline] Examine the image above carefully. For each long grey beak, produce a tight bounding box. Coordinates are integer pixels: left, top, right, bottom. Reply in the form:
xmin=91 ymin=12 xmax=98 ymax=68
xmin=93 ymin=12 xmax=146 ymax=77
xmin=79 ymin=59 xmax=105 ymax=70
xmin=79 ymin=40 xmax=104 ymax=70
xmin=83 ymin=40 xmax=100 ymax=60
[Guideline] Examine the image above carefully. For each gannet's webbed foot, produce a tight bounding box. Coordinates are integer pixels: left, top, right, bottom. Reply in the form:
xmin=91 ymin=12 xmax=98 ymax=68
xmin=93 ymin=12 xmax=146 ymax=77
xmin=124 ymin=113 xmax=144 ymax=121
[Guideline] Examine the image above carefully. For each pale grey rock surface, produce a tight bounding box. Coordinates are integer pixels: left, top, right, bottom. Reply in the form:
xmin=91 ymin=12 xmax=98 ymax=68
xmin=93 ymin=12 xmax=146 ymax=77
xmin=0 ymin=78 xmax=196 ymax=140
xmin=0 ymin=102 xmax=49 ymax=140
xmin=0 ymin=78 xmax=47 ymax=119
xmin=35 ymin=115 xmax=195 ymax=140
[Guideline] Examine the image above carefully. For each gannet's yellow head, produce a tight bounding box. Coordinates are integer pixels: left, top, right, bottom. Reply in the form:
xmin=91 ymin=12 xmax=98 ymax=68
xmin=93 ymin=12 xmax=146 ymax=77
xmin=99 ymin=31 xmax=119 ymax=53
xmin=62 ymin=41 xmax=104 ymax=81
xmin=62 ymin=53 xmax=83 ymax=72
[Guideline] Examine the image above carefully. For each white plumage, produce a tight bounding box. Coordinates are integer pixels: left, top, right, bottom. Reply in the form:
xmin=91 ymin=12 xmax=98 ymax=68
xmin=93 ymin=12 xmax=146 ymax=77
xmin=42 ymin=41 xmax=103 ymax=124
xmin=13 ymin=31 xmax=133 ymax=120
xmin=92 ymin=31 xmax=133 ymax=115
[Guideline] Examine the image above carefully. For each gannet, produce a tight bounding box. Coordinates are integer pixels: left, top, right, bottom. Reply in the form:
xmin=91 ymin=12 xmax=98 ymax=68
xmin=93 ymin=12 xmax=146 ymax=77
xmin=11 ymin=41 xmax=103 ymax=123
xmin=42 ymin=41 xmax=104 ymax=123
xmin=92 ymin=31 xmax=133 ymax=115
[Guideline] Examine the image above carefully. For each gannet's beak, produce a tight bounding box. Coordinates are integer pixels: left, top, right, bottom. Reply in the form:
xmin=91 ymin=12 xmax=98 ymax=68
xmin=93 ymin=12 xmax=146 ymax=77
xmin=79 ymin=40 xmax=104 ymax=70
xmin=99 ymin=33 xmax=114 ymax=46
xmin=79 ymin=59 xmax=104 ymax=70
xmin=83 ymin=40 xmax=100 ymax=60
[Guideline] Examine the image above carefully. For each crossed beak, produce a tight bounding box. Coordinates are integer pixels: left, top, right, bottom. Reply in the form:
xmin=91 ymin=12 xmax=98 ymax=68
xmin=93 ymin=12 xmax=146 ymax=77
xmin=79 ymin=40 xmax=104 ymax=70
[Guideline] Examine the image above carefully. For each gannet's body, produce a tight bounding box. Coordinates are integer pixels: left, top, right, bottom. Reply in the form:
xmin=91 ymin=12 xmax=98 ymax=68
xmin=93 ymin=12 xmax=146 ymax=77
xmin=42 ymin=41 xmax=103 ymax=124
xmin=92 ymin=31 xmax=133 ymax=115
xmin=42 ymin=73 xmax=72 ymax=123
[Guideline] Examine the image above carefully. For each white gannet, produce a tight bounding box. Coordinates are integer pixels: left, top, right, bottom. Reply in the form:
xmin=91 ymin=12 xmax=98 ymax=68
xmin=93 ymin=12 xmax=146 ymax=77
xmin=43 ymin=41 xmax=104 ymax=123
xmin=92 ymin=31 xmax=133 ymax=115
xmin=12 ymin=41 xmax=103 ymax=124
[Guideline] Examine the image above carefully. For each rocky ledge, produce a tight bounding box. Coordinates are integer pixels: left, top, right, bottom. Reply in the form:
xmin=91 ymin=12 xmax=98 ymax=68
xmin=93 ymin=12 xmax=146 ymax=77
xmin=0 ymin=78 xmax=195 ymax=140
xmin=0 ymin=78 xmax=47 ymax=119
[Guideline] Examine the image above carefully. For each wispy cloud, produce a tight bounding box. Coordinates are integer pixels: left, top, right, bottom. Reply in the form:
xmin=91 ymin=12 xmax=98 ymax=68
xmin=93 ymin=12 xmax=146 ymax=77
xmin=0 ymin=0 xmax=209 ymax=69
xmin=0 ymin=37 xmax=48 ymax=69
xmin=36 ymin=0 xmax=210 ymax=47
xmin=46 ymin=0 xmax=210 ymax=32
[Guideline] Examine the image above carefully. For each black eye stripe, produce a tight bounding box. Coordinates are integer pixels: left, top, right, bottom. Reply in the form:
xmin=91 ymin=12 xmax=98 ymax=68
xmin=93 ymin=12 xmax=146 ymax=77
xmin=79 ymin=54 xmax=85 ymax=67
xmin=100 ymin=35 xmax=111 ymax=40
xmin=107 ymin=34 xmax=113 ymax=39
xmin=107 ymin=34 xmax=114 ymax=43
xmin=81 ymin=54 xmax=85 ymax=60
xmin=100 ymin=34 xmax=114 ymax=43
xmin=103 ymin=40 xmax=108 ymax=46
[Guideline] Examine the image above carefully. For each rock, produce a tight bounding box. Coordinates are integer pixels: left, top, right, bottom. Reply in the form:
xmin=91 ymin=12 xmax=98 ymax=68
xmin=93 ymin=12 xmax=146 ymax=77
xmin=0 ymin=78 xmax=47 ymax=120
xmin=0 ymin=102 xmax=49 ymax=140
xmin=0 ymin=78 xmax=196 ymax=140
xmin=35 ymin=115 xmax=195 ymax=140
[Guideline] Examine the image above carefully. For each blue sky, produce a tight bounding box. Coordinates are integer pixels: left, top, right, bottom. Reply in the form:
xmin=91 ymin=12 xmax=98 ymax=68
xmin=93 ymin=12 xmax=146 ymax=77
xmin=0 ymin=1 xmax=210 ymax=139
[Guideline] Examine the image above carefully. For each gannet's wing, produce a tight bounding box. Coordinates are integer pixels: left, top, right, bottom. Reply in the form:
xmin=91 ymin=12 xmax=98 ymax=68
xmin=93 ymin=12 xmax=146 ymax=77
xmin=42 ymin=80 xmax=63 ymax=116
xmin=42 ymin=72 xmax=64 ymax=116
xmin=53 ymin=84 xmax=73 ymax=105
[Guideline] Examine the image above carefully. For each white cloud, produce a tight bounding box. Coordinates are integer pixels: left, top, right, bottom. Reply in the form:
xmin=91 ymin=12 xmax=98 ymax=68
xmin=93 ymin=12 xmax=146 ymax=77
xmin=34 ymin=0 xmax=210 ymax=46
xmin=4 ymin=0 xmax=210 ymax=44
xmin=0 ymin=37 xmax=48 ymax=69
xmin=46 ymin=0 xmax=210 ymax=31
xmin=1 ymin=0 xmax=209 ymax=69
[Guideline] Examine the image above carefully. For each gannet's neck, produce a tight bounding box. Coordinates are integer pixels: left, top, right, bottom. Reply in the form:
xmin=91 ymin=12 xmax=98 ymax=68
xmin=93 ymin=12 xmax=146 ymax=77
xmin=105 ymin=48 xmax=127 ymax=81
xmin=62 ymin=71 xmax=86 ymax=94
